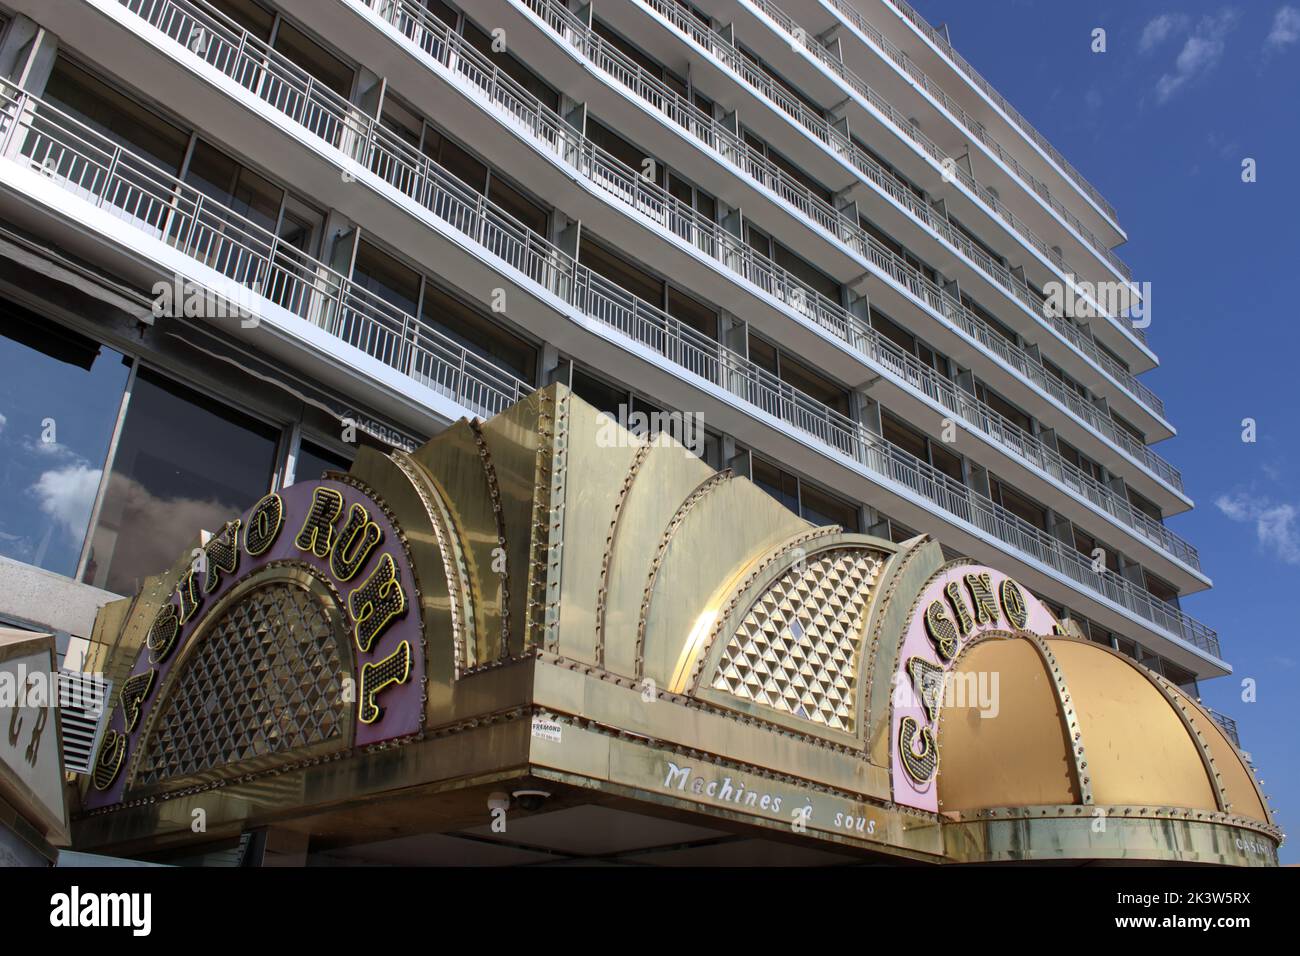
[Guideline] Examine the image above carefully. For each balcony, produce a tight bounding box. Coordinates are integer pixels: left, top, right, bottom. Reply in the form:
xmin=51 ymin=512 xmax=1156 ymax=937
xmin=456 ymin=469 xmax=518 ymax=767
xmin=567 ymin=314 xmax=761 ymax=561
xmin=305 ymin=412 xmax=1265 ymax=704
xmin=622 ymin=0 xmax=1166 ymax=424
xmin=342 ymin=0 xmax=1196 ymax=547
xmin=0 ymin=73 xmax=1222 ymax=668
xmin=1206 ymin=708 xmax=1241 ymax=748
xmin=806 ymin=0 xmax=1128 ymax=275
xmin=0 ymin=81 xmax=531 ymax=423
xmin=876 ymin=0 xmax=1123 ymax=232
xmin=456 ymin=0 xmax=1179 ymax=479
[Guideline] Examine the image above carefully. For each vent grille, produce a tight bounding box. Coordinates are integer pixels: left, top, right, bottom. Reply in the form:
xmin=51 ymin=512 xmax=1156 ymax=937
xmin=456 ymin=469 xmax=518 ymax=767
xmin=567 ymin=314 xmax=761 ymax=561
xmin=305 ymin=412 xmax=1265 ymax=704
xmin=59 ymin=671 xmax=112 ymax=775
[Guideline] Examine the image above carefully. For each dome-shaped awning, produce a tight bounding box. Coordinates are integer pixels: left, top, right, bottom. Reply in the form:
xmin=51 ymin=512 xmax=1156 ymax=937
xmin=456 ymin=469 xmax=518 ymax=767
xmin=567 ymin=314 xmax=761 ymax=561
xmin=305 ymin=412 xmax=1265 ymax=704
xmin=936 ymin=633 xmax=1277 ymax=864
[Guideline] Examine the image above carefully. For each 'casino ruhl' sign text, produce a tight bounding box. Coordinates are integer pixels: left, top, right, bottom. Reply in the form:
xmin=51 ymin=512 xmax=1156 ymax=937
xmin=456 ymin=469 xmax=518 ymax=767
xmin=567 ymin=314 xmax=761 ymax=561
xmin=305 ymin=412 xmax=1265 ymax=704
xmin=87 ymin=480 xmax=422 ymax=806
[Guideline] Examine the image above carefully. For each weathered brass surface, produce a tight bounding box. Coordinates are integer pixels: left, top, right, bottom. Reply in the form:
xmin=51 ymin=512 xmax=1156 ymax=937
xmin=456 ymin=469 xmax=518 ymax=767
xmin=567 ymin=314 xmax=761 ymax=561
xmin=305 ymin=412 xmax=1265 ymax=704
xmin=72 ymin=385 xmax=1280 ymax=865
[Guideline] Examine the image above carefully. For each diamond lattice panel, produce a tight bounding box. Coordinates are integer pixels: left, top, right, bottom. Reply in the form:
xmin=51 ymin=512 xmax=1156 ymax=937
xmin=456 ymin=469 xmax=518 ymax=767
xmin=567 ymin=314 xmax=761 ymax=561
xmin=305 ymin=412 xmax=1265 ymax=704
xmin=135 ymin=581 xmax=347 ymax=786
xmin=710 ymin=549 xmax=881 ymax=732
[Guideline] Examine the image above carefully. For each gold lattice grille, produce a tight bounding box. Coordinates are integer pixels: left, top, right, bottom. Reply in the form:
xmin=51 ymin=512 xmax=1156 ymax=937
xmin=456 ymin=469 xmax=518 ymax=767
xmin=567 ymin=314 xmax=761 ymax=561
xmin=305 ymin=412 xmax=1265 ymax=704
xmin=135 ymin=580 xmax=348 ymax=786
xmin=710 ymin=549 xmax=880 ymax=732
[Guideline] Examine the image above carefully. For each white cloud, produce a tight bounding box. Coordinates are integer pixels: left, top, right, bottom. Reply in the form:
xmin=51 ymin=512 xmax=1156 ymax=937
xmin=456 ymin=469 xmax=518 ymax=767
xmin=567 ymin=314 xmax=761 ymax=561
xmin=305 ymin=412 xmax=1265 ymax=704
xmin=1215 ymin=492 xmax=1300 ymax=565
xmin=1155 ymin=9 xmax=1240 ymax=103
xmin=0 ymin=412 xmax=7 ymax=434
xmin=32 ymin=465 xmax=102 ymax=541
xmin=1266 ymin=5 xmax=1300 ymax=50
xmin=1140 ymin=13 xmax=1189 ymax=52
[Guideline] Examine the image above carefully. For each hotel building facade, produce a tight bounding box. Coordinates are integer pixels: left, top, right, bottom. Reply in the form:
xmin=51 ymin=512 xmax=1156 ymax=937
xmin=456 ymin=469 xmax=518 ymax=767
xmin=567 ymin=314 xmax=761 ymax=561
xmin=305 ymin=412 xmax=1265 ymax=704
xmin=0 ymin=0 xmax=1274 ymax=865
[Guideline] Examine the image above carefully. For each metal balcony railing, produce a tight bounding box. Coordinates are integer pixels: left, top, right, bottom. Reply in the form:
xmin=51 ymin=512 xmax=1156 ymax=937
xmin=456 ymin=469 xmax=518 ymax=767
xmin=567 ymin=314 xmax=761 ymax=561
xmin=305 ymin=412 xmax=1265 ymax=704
xmin=87 ymin=2 xmax=1216 ymax=640
xmin=0 ymin=82 xmax=530 ymax=419
xmin=879 ymin=0 xmax=1122 ymax=229
xmin=633 ymin=0 xmax=1163 ymax=420
xmin=810 ymin=0 xmax=1129 ymax=276
xmin=509 ymin=0 xmax=1170 ymax=435
xmin=1206 ymin=708 xmax=1241 ymax=747
xmin=353 ymin=0 xmax=1195 ymax=548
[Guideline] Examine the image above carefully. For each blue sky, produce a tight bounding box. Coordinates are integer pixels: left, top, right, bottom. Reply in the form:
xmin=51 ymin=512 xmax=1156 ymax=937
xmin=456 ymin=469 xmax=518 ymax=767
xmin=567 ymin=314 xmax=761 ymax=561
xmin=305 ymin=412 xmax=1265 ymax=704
xmin=914 ymin=0 xmax=1300 ymax=860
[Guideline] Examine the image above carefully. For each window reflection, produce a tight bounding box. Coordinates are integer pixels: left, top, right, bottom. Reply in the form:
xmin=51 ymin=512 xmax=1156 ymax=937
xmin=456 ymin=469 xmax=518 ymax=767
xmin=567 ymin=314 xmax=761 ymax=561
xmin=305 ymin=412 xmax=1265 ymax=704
xmin=293 ymin=439 xmax=352 ymax=484
xmin=83 ymin=368 xmax=279 ymax=596
xmin=0 ymin=302 xmax=129 ymax=576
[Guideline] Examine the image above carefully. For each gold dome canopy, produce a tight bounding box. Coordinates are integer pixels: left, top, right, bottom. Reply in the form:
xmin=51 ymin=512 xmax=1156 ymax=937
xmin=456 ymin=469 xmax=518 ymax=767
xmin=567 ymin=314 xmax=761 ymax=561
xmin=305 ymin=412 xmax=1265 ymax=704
xmin=937 ymin=632 xmax=1277 ymax=863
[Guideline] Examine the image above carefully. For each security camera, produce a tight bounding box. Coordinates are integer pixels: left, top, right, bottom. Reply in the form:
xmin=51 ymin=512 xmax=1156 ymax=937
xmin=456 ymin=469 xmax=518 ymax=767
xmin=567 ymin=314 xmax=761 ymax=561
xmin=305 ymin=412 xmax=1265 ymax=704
xmin=511 ymin=788 xmax=550 ymax=812
xmin=487 ymin=791 xmax=510 ymax=813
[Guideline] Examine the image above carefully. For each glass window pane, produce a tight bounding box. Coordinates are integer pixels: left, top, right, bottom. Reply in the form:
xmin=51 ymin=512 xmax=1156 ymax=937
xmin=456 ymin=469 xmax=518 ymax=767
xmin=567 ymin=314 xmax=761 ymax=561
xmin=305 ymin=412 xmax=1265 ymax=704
xmin=351 ymin=240 xmax=421 ymax=317
xmin=42 ymin=58 xmax=189 ymax=174
xmin=206 ymin=0 xmax=275 ymax=42
xmin=83 ymin=368 xmax=279 ymax=596
xmin=184 ymin=140 xmax=284 ymax=233
xmin=272 ymin=21 xmax=354 ymax=99
xmin=751 ymin=456 xmax=799 ymax=516
xmin=0 ymin=304 xmax=129 ymax=576
xmin=294 ymin=439 xmax=352 ymax=483
xmin=799 ymin=482 xmax=860 ymax=532
xmin=420 ymin=282 xmax=536 ymax=383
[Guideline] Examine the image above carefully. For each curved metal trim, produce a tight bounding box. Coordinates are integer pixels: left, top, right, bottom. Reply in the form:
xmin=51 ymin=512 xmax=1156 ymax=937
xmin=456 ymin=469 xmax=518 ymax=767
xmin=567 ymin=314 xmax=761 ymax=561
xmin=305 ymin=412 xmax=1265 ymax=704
xmin=633 ymin=470 xmax=732 ymax=679
xmin=593 ymin=439 xmax=654 ymax=667
xmin=1020 ymin=632 xmax=1094 ymax=805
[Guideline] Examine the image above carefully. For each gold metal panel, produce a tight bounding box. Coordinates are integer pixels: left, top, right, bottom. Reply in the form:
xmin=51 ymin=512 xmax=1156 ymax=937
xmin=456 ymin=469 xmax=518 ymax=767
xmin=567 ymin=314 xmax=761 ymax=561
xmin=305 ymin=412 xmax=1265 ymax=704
xmin=598 ymin=433 xmax=729 ymax=679
xmin=1167 ymin=684 xmax=1271 ymax=823
xmin=637 ymin=478 xmax=808 ymax=688
xmin=553 ymin=398 xmax=655 ymax=667
xmin=1050 ymin=640 xmax=1218 ymax=811
xmin=463 ymin=387 xmax=553 ymax=657
xmin=945 ymin=814 xmax=1280 ymax=866
xmin=937 ymin=638 xmax=1077 ymax=811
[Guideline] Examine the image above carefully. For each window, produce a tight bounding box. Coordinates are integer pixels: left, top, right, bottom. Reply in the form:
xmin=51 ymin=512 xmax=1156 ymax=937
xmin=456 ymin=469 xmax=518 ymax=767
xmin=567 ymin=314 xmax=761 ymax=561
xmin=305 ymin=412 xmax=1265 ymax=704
xmin=351 ymin=240 xmax=421 ymax=317
xmin=871 ymin=308 xmax=951 ymax=378
xmin=752 ymin=456 xmax=861 ymax=531
xmin=975 ymin=382 xmax=1033 ymax=433
xmin=1144 ymin=572 xmax=1179 ymax=606
xmin=580 ymin=237 xmax=663 ymax=305
xmin=464 ymin=19 xmax=560 ymax=111
xmin=1072 ymin=527 xmax=1119 ymax=573
xmin=881 ymin=413 xmax=963 ymax=482
xmin=420 ymin=126 xmax=489 ymax=192
xmin=0 ymin=301 xmax=130 ymax=576
xmin=293 ymin=439 xmax=352 ymax=484
xmin=752 ymin=456 xmax=800 ymax=515
xmin=83 ymin=368 xmax=280 ymax=596
xmin=421 ymin=281 xmax=536 ymax=383
xmin=989 ymin=477 xmax=1048 ymax=532
xmin=1128 ymin=488 xmax=1163 ymax=523
xmin=42 ymin=58 xmax=189 ymax=174
xmin=1058 ymin=439 xmax=1103 ymax=483
xmin=272 ymin=21 xmax=354 ymax=99
xmin=580 ymin=238 xmax=719 ymax=340
xmin=206 ymin=0 xmax=275 ymax=41
xmin=747 ymin=332 xmax=851 ymax=415
xmin=1111 ymin=411 xmax=1146 ymax=445
xmin=569 ymin=368 xmax=630 ymax=421
xmin=184 ymin=140 xmax=284 ymax=234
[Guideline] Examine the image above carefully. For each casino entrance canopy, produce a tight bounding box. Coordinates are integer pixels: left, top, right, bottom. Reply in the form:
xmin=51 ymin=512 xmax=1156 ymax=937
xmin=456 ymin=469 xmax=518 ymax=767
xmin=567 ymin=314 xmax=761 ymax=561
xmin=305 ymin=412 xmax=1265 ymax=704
xmin=71 ymin=386 xmax=1279 ymax=866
